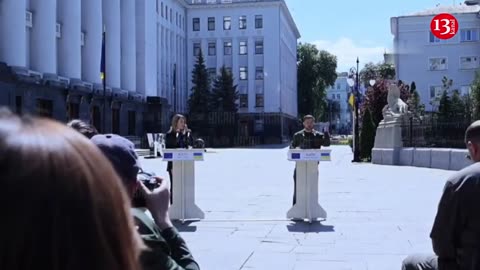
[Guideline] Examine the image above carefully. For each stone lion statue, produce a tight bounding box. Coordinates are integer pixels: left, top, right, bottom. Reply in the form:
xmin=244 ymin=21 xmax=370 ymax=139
xmin=382 ymin=84 xmax=408 ymax=118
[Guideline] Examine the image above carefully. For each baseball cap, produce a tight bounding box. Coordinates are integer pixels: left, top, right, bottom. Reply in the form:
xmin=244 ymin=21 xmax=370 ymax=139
xmin=91 ymin=134 xmax=140 ymax=185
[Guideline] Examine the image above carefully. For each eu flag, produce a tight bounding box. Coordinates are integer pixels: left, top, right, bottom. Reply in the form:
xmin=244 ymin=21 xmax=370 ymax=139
xmin=100 ymin=28 xmax=105 ymax=81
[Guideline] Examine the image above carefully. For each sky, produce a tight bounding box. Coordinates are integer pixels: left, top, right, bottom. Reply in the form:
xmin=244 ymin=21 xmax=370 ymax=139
xmin=284 ymin=0 xmax=465 ymax=72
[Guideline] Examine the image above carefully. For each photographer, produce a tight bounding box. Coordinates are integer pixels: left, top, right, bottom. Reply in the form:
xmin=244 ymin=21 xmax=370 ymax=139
xmin=91 ymin=134 xmax=200 ymax=270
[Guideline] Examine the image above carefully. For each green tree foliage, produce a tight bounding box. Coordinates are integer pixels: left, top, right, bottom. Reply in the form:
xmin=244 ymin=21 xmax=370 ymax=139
xmin=359 ymin=62 xmax=396 ymax=87
xmin=360 ymin=108 xmax=375 ymax=161
xmin=297 ymin=43 xmax=337 ymax=120
xmin=188 ymin=51 xmax=211 ymax=114
xmin=471 ymin=71 xmax=480 ymax=120
xmin=407 ymin=81 xmax=424 ymax=119
xmin=210 ymin=66 xmax=239 ymax=112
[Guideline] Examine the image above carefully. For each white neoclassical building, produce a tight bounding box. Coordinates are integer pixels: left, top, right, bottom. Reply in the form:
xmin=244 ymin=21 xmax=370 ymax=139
xmin=0 ymin=0 xmax=299 ymax=139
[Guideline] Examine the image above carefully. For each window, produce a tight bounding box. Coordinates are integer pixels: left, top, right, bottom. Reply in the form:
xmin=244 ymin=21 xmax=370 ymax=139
xmin=176 ymin=13 xmax=178 ymax=26
xmin=336 ymin=94 xmax=340 ymax=99
xmin=255 ymin=94 xmax=264 ymax=107
xmin=161 ymin=2 xmax=164 ymax=17
xmin=112 ymin=108 xmax=120 ymax=134
xmin=240 ymin=67 xmax=248 ymax=80
xmin=208 ymin=17 xmax=215 ymax=31
xmin=193 ymin=43 xmax=201 ymax=57
xmin=165 ymin=6 xmax=168 ymax=20
xmin=193 ymin=18 xmax=200 ymax=31
xmin=224 ymin=41 xmax=232 ymax=55
xmin=460 ymin=56 xmax=479 ymax=69
xmin=336 ymin=84 xmax=340 ymax=90
xmin=429 ymin=32 xmax=441 ymax=43
xmin=170 ymin=9 xmax=172 ymax=23
xmin=255 ymin=119 xmax=264 ymax=132
xmin=223 ymin=16 xmax=231 ymax=30
xmin=26 ymin=11 xmax=33 ymax=28
xmin=460 ymin=29 xmax=479 ymax=42
xmin=56 ymin=23 xmax=62 ymax=38
xmin=239 ymin=41 xmax=247 ymax=55
xmin=461 ymin=86 xmax=472 ymax=95
xmin=429 ymin=57 xmax=447 ymax=70
xmin=208 ymin=68 xmax=216 ymax=82
xmin=255 ymin=40 xmax=264 ymax=54
xmin=81 ymin=32 xmax=85 ymax=46
xmin=255 ymin=67 xmax=264 ymax=80
xmin=239 ymin=15 xmax=247 ymax=29
xmin=208 ymin=42 xmax=216 ymax=56
xmin=128 ymin=111 xmax=136 ymax=136
xmin=255 ymin=15 xmax=263 ymax=29
xmin=239 ymin=94 xmax=248 ymax=108
xmin=430 ymin=86 xmax=443 ymax=98
xmin=225 ymin=67 xmax=232 ymax=74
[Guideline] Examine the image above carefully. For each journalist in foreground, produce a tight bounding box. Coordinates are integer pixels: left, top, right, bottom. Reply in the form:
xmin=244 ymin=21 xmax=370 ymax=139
xmin=402 ymin=120 xmax=480 ymax=270
xmin=289 ymin=115 xmax=330 ymax=205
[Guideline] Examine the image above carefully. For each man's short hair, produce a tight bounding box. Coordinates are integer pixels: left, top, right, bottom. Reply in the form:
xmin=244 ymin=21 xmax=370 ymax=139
xmin=303 ymin=115 xmax=315 ymax=121
xmin=465 ymin=121 xmax=480 ymax=144
xmin=67 ymin=119 xmax=98 ymax=139
xmin=91 ymin=134 xmax=141 ymax=186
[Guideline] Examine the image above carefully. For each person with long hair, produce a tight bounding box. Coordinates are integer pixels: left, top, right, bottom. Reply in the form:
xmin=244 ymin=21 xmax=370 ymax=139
xmin=165 ymin=114 xmax=194 ymax=203
xmin=0 ymin=110 xmax=142 ymax=270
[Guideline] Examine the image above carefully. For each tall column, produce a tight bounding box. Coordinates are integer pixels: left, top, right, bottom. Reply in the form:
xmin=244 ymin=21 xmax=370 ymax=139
xmin=30 ymin=0 xmax=57 ymax=74
xmin=103 ymin=0 xmax=121 ymax=89
xmin=0 ymin=0 xmax=27 ymax=67
xmin=248 ymin=37 xmax=256 ymax=111
xmin=121 ymin=0 xmax=136 ymax=91
xmin=58 ymin=0 xmax=81 ymax=79
xmin=81 ymin=0 xmax=102 ymax=84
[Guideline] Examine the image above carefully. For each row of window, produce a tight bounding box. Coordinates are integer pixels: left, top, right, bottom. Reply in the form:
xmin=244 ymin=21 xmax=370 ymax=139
xmin=206 ymin=66 xmax=264 ymax=81
xmin=429 ymin=29 xmax=479 ymax=43
xmin=193 ymin=40 xmax=264 ymax=56
xmin=193 ymin=15 xmax=263 ymax=31
xmin=429 ymin=56 xmax=479 ymax=70
xmin=238 ymin=94 xmax=264 ymax=108
xmin=157 ymin=1 xmax=185 ymax=30
xmin=430 ymin=85 xmax=471 ymax=98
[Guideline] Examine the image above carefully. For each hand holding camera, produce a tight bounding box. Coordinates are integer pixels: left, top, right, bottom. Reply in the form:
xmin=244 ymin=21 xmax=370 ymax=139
xmin=138 ymin=176 xmax=173 ymax=230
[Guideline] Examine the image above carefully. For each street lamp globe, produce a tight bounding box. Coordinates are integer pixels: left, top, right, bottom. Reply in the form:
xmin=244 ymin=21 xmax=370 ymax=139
xmin=369 ymin=80 xmax=376 ymax=87
xmin=347 ymin=78 xmax=355 ymax=87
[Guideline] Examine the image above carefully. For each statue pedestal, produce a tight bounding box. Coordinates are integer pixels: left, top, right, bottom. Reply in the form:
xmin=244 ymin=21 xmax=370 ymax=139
xmin=371 ymin=115 xmax=405 ymax=165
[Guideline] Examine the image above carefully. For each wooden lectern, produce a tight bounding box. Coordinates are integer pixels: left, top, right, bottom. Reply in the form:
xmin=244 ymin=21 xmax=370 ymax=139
xmin=287 ymin=148 xmax=331 ymax=223
xmin=162 ymin=149 xmax=205 ymax=222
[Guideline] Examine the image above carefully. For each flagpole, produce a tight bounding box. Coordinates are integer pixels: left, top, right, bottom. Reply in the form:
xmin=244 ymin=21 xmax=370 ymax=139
xmin=102 ymin=26 xmax=106 ymax=133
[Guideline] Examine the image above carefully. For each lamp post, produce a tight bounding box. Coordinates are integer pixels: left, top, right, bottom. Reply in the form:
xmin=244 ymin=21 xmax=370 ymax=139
xmin=347 ymin=58 xmax=361 ymax=162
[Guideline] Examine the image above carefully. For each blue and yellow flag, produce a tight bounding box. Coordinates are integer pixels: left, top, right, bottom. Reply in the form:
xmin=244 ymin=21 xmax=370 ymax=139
xmin=100 ymin=28 xmax=106 ymax=81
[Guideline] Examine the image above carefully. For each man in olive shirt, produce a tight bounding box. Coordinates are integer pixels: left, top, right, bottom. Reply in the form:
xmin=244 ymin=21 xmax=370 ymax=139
xmin=402 ymin=121 xmax=480 ymax=270
xmin=290 ymin=115 xmax=330 ymax=205
xmin=92 ymin=134 xmax=200 ymax=270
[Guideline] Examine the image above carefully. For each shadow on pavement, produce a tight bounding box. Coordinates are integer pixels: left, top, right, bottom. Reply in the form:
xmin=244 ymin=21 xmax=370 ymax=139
xmin=173 ymin=220 xmax=198 ymax=232
xmin=286 ymin=221 xmax=335 ymax=233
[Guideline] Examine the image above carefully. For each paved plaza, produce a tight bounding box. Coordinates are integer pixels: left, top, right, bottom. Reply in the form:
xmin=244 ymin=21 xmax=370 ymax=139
xmin=140 ymin=145 xmax=454 ymax=270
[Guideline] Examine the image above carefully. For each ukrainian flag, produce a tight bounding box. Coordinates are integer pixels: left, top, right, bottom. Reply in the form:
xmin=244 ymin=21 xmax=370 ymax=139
xmin=100 ymin=28 xmax=106 ymax=81
xmin=320 ymin=152 xmax=331 ymax=161
xmin=193 ymin=152 xmax=203 ymax=160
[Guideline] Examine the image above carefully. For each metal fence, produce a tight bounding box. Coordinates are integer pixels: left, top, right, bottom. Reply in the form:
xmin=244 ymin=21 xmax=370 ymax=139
xmin=401 ymin=116 xmax=469 ymax=148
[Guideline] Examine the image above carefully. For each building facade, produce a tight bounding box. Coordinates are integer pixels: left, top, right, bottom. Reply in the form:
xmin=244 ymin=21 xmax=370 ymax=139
xmin=326 ymin=72 xmax=352 ymax=134
xmin=186 ymin=0 xmax=300 ymax=140
xmin=390 ymin=5 xmax=480 ymax=111
xmin=0 ymin=0 xmax=299 ymax=140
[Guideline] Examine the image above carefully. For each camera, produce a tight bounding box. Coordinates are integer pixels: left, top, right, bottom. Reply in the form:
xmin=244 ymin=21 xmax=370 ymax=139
xmin=132 ymin=170 xmax=160 ymax=208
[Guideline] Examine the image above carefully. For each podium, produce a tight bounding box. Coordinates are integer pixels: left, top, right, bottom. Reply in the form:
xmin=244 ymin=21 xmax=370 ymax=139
xmin=162 ymin=149 xmax=205 ymax=222
xmin=287 ymin=148 xmax=331 ymax=223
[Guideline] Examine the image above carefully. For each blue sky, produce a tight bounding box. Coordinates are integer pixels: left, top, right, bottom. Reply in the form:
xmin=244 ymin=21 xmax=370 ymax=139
xmin=284 ymin=0 xmax=464 ymax=72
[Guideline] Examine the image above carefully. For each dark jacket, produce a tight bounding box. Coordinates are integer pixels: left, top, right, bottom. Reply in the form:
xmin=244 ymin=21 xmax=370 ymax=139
xmin=290 ymin=129 xmax=330 ymax=149
xmin=165 ymin=130 xmax=194 ymax=171
xmin=430 ymin=162 xmax=480 ymax=270
xmin=132 ymin=208 xmax=200 ymax=270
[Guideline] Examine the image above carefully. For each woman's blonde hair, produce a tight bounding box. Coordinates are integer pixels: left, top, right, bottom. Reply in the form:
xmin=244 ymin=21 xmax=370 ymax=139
xmin=168 ymin=114 xmax=186 ymax=133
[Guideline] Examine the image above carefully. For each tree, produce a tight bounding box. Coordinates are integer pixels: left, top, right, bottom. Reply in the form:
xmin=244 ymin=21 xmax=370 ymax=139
xmin=437 ymin=90 xmax=452 ymax=123
xmin=407 ymin=86 xmax=424 ymax=119
xmin=188 ymin=51 xmax=211 ymax=134
xmin=360 ymin=108 xmax=375 ymax=161
xmin=359 ymin=62 xmax=396 ymax=87
xmin=297 ymin=43 xmax=337 ymax=120
xmin=450 ymin=90 xmax=465 ymax=120
xmin=377 ymin=63 xmax=395 ymax=80
xmin=410 ymin=81 xmax=417 ymax=94
xmin=210 ymin=66 xmax=239 ymax=112
xmin=471 ymin=71 xmax=480 ymax=120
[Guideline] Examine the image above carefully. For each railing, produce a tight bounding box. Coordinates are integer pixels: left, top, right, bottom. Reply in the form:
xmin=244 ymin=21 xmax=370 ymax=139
xmin=401 ymin=116 xmax=470 ymax=149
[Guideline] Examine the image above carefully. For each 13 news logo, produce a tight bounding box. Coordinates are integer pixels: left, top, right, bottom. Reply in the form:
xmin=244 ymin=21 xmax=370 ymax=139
xmin=430 ymin=13 xmax=459 ymax=40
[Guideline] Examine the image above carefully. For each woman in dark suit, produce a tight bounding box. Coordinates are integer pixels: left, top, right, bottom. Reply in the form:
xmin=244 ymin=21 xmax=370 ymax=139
xmin=165 ymin=114 xmax=194 ymax=203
